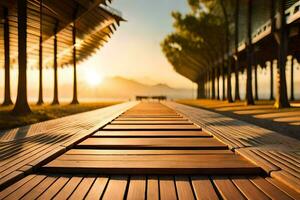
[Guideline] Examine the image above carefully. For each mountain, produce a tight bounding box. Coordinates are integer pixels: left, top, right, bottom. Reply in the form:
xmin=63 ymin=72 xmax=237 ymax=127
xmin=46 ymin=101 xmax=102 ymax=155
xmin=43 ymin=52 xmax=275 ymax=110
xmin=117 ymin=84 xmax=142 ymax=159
xmin=82 ymin=76 xmax=195 ymax=100
xmin=0 ymin=76 xmax=195 ymax=101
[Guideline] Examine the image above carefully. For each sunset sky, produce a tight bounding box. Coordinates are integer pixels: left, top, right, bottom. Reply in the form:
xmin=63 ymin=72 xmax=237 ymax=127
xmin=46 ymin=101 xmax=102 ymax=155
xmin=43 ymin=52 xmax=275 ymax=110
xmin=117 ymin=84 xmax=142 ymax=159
xmin=79 ymin=0 xmax=193 ymax=88
xmin=0 ymin=0 xmax=195 ymax=102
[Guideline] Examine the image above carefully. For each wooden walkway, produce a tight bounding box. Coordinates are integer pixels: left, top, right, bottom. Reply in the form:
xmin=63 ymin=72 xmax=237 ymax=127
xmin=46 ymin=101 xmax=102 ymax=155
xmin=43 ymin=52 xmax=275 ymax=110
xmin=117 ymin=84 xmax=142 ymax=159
xmin=0 ymin=102 xmax=299 ymax=199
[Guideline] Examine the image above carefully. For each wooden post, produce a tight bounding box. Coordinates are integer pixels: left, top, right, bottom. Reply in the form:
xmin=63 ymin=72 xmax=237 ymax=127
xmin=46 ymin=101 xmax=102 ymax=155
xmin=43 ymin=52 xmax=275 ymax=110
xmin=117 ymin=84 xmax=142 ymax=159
xmin=211 ymin=68 xmax=215 ymax=99
xmin=52 ymin=21 xmax=59 ymax=105
xmin=37 ymin=0 xmax=44 ymax=105
xmin=227 ymin=59 xmax=233 ymax=102
xmin=254 ymin=65 xmax=258 ymax=100
xmin=197 ymin=78 xmax=205 ymax=99
xmin=270 ymin=60 xmax=274 ymax=100
xmin=222 ymin=59 xmax=226 ymax=100
xmin=2 ymin=7 xmax=13 ymax=106
xmin=246 ymin=0 xmax=254 ymax=105
xmin=290 ymin=56 xmax=294 ymax=101
xmin=71 ymin=23 xmax=79 ymax=104
xmin=234 ymin=0 xmax=240 ymax=101
xmin=275 ymin=0 xmax=290 ymax=108
xmin=13 ymin=0 xmax=31 ymax=113
xmin=217 ymin=67 xmax=220 ymax=100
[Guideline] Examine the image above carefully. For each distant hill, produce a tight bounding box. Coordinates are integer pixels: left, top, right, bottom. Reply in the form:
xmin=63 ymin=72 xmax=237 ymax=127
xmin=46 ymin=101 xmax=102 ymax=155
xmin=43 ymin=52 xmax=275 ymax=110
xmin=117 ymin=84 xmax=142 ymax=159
xmin=77 ymin=76 xmax=195 ymax=100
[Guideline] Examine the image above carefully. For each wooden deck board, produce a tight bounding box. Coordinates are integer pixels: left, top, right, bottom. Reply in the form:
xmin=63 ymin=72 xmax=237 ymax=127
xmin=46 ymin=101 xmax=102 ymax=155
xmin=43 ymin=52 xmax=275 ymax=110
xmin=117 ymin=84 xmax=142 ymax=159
xmin=1 ymin=102 xmax=299 ymax=197
xmin=2 ymin=174 xmax=300 ymax=199
xmin=76 ymin=137 xmax=227 ymax=149
xmin=110 ymin=120 xmax=193 ymax=125
xmin=42 ymin=154 xmax=261 ymax=175
xmin=93 ymin=130 xmax=211 ymax=137
xmin=103 ymin=124 xmax=201 ymax=130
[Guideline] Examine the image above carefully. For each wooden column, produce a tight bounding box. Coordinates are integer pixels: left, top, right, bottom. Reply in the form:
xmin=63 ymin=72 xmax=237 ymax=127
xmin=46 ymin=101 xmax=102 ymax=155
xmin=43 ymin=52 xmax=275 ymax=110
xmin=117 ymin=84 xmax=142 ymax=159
xmin=222 ymin=60 xmax=226 ymax=100
xmin=52 ymin=21 xmax=59 ymax=105
xmin=2 ymin=7 xmax=13 ymax=106
xmin=254 ymin=65 xmax=258 ymax=100
xmin=246 ymin=0 xmax=254 ymax=105
xmin=234 ymin=0 xmax=240 ymax=101
xmin=216 ymin=67 xmax=220 ymax=100
xmin=211 ymin=68 xmax=215 ymax=99
xmin=270 ymin=60 xmax=274 ymax=100
xmin=13 ymin=0 xmax=31 ymax=113
xmin=275 ymin=0 xmax=290 ymax=108
xmin=197 ymin=78 xmax=205 ymax=99
xmin=290 ymin=56 xmax=294 ymax=101
xmin=71 ymin=23 xmax=79 ymax=104
xmin=37 ymin=0 xmax=43 ymax=105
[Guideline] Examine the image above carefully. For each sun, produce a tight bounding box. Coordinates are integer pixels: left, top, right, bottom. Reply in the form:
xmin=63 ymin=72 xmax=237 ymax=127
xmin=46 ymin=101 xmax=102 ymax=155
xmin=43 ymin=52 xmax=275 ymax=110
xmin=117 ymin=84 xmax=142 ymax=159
xmin=84 ymin=69 xmax=102 ymax=86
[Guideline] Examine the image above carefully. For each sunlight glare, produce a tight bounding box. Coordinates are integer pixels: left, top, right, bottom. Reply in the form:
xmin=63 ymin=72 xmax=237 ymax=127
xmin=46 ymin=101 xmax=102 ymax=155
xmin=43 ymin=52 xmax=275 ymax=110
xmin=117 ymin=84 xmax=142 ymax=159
xmin=85 ymin=68 xmax=102 ymax=86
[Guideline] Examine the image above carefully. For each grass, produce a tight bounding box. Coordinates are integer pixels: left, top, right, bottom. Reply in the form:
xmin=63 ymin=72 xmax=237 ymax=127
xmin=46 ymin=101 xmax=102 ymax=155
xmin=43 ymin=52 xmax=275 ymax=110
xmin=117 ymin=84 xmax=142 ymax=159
xmin=0 ymin=101 xmax=122 ymax=130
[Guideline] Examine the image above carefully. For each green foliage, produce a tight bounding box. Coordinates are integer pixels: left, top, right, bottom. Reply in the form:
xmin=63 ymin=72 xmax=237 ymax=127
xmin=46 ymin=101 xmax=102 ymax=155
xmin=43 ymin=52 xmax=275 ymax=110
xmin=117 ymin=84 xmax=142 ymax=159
xmin=161 ymin=0 xmax=237 ymax=81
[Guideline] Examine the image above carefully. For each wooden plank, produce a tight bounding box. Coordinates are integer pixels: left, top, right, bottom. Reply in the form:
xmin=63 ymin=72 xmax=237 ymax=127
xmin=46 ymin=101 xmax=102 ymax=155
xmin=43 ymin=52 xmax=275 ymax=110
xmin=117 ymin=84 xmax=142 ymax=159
xmin=213 ymin=176 xmax=246 ymax=200
xmin=271 ymin=171 xmax=300 ymax=193
xmin=126 ymin=176 xmax=146 ymax=200
xmin=231 ymin=176 xmax=270 ymax=200
xmin=159 ymin=177 xmax=177 ymax=200
xmin=3 ymin=175 xmax=46 ymax=200
xmin=191 ymin=176 xmax=219 ymax=200
xmin=22 ymin=176 xmax=58 ymax=200
xmin=76 ymin=138 xmax=227 ymax=149
xmin=265 ymin=177 xmax=300 ymax=200
xmin=249 ymin=176 xmax=293 ymax=200
xmin=93 ymin=131 xmax=211 ymax=137
xmin=69 ymin=176 xmax=95 ymax=200
xmin=65 ymin=149 xmax=233 ymax=155
xmin=43 ymin=154 xmax=261 ymax=175
xmin=85 ymin=176 xmax=109 ymax=200
xmin=147 ymin=176 xmax=159 ymax=200
xmin=0 ymin=174 xmax=36 ymax=199
xmin=175 ymin=176 xmax=195 ymax=200
xmin=53 ymin=176 xmax=83 ymax=200
xmin=37 ymin=176 xmax=70 ymax=200
xmin=110 ymin=121 xmax=193 ymax=125
xmin=102 ymin=176 xmax=128 ymax=200
xmin=115 ymin=117 xmax=188 ymax=121
xmin=118 ymin=115 xmax=182 ymax=118
xmin=103 ymin=124 xmax=201 ymax=130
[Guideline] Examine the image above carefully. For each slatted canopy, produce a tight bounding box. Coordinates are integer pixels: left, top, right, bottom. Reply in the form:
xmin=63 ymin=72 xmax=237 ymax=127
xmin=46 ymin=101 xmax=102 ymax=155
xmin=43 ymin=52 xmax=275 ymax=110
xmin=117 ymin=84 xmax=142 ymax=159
xmin=0 ymin=0 xmax=123 ymax=69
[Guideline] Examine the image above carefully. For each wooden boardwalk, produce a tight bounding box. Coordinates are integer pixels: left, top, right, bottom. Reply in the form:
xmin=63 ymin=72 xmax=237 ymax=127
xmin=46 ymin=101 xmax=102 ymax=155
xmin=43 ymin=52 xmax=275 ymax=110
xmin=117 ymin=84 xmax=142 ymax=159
xmin=0 ymin=102 xmax=299 ymax=199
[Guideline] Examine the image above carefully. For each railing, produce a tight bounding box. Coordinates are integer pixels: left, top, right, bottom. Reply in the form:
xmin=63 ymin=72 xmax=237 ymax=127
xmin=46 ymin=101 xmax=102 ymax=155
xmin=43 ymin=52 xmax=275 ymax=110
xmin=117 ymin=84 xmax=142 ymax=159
xmin=238 ymin=1 xmax=300 ymax=49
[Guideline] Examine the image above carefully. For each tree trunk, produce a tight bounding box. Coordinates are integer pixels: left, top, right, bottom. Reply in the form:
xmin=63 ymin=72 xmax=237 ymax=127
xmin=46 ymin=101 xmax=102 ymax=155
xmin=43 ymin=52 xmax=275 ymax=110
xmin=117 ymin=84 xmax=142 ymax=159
xmin=13 ymin=0 xmax=31 ymax=114
xmin=270 ymin=60 xmax=274 ymax=100
xmin=234 ymin=0 xmax=240 ymax=101
xmin=217 ymin=68 xmax=220 ymax=100
xmin=275 ymin=0 xmax=290 ymax=108
xmin=197 ymin=78 xmax=205 ymax=99
xmin=227 ymin=61 xmax=233 ymax=102
xmin=3 ymin=7 xmax=13 ymax=106
xmin=254 ymin=65 xmax=259 ymax=100
xmin=290 ymin=56 xmax=294 ymax=101
xmin=246 ymin=0 xmax=255 ymax=105
xmin=71 ymin=24 xmax=79 ymax=104
xmin=37 ymin=0 xmax=43 ymax=105
xmin=52 ymin=22 xmax=59 ymax=105
xmin=211 ymin=69 xmax=215 ymax=99
xmin=222 ymin=60 xmax=226 ymax=100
